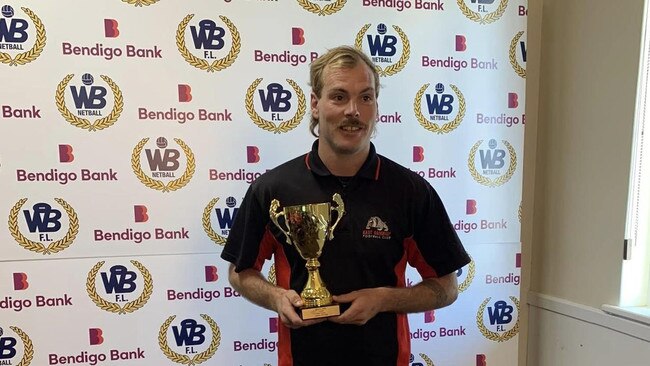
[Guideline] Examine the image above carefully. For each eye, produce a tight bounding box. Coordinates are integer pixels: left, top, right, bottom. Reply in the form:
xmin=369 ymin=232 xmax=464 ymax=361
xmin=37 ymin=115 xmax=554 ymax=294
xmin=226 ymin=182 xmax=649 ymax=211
xmin=332 ymin=94 xmax=345 ymax=102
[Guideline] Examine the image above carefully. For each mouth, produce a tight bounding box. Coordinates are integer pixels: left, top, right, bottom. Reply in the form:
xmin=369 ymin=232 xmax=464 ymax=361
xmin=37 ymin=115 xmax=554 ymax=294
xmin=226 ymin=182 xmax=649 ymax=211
xmin=339 ymin=119 xmax=366 ymax=132
xmin=340 ymin=125 xmax=363 ymax=132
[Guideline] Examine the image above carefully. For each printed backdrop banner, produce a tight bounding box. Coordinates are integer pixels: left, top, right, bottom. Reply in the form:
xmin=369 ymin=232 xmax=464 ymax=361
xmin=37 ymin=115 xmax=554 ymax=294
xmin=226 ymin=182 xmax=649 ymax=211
xmin=0 ymin=1 xmax=527 ymax=365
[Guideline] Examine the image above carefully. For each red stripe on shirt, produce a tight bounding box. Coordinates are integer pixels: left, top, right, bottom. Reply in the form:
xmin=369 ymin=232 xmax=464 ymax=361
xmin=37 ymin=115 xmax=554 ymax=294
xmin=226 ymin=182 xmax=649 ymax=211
xmin=271 ymin=230 xmax=294 ymax=366
xmin=403 ymin=236 xmax=438 ymax=278
xmin=394 ymin=248 xmax=411 ymax=366
xmin=375 ymin=156 xmax=381 ymax=180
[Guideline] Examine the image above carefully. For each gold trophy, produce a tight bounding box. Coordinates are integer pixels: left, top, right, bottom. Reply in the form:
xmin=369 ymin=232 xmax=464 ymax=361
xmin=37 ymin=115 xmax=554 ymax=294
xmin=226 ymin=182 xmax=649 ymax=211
xmin=269 ymin=194 xmax=345 ymax=319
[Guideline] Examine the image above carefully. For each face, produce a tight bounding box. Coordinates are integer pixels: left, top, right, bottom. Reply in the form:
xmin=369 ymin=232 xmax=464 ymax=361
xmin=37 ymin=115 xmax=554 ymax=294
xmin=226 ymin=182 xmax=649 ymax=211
xmin=311 ymin=63 xmax=378 ymax=159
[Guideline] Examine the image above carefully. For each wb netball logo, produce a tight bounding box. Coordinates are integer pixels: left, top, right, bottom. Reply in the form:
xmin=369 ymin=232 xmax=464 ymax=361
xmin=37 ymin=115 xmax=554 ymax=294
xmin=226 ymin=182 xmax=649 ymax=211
xmin=158 ymin=315 xmax=221 ymax=364
xmin=468 ymin=139 xmax=517 ymax=187
xmin=0 ymin=326 xmax=34 ymax=365
xmin=86 ymin=260 xmax=153 ymax=314
xmin=131 ymin=137 xmax=195 ymax=192
xmin=0 ymin=6 xmax=46 ymax=66
xmin=8 ymin=198 xmax=79 ymax=255
xmin=297 ymin=0 xmax=347 ymax=16
xmin=457 ymin=0 xmax=508 ymax=24
xmin=356 ymin=23 xmax=409 ymax=77
xmin=509 ymin=31 xmax=526 ymax=78
xmin=414 ymin=83 xmax=466 ymax=134
xmin=246 ymin=79 xmax=306 ymax=134
xmin=203 ymin=196 xmax=238 ymax=246
xmin=176 ymin=14 xmax=240 ymax=72
xmin=55 ymin=73 xmax=123 ymax=131
xmin=476 ymin=296 xmax=519 ymax=342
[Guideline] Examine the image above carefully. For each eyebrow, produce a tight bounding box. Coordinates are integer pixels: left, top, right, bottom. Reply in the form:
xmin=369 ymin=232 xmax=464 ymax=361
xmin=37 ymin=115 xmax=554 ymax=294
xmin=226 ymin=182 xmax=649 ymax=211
xmin=328 ymin=87 xmax=375 ymax=94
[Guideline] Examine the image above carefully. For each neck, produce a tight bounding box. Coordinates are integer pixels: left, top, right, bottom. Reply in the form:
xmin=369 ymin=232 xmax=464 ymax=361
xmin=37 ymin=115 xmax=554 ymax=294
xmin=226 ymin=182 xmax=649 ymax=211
xmin=318 ymin=145 xmax=369 ymax=177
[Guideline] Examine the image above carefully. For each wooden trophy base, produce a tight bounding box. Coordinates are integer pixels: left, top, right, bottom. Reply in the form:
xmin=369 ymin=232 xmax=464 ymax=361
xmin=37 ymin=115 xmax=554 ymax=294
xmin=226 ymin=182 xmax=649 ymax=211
xmin=300 ymin=303 xmax=341 ymax=320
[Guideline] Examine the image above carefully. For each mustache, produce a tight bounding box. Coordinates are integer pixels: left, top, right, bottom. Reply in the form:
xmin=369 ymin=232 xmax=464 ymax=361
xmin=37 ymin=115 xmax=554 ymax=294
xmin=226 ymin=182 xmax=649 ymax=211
xmin=339 ymin=118 xmax=364 ymax=127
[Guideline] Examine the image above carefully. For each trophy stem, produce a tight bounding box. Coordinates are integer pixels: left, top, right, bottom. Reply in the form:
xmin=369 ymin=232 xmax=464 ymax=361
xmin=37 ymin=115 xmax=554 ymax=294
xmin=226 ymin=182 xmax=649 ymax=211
xmin=301 ymin=258 xmax=333 ymax=308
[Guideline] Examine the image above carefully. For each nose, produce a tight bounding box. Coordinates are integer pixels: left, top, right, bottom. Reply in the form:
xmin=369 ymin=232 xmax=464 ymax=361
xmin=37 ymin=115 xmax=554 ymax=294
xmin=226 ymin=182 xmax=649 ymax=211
xmin=344 ymin=100 xmax=360 ymax=118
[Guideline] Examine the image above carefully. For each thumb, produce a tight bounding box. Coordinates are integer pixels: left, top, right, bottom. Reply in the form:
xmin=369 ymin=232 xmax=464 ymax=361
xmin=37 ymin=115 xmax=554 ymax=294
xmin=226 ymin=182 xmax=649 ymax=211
xmin=286 ymin=291 xmax=304 ymax=307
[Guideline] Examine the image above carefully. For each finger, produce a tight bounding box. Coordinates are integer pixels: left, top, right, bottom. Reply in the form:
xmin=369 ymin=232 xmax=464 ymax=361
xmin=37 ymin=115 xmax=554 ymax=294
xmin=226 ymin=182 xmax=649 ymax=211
xmin=280 ymin=310 xmax=303 ymax=328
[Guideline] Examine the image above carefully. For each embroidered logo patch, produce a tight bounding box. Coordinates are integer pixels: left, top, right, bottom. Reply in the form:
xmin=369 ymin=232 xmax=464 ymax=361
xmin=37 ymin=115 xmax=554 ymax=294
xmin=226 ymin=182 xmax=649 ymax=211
xmin=362 ymin=216 xmax=392 ymax=240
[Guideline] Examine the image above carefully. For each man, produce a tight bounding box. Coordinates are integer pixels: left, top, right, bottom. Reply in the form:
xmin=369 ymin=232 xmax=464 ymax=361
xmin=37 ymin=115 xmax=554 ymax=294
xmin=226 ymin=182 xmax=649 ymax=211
xmin=221 ymin=45 xmax=470 ymax=366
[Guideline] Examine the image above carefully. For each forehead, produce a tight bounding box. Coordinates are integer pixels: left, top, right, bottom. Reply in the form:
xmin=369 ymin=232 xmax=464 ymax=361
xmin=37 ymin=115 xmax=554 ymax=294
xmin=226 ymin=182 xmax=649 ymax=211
xmin=321 ymin=63 xmax=376 ymax=92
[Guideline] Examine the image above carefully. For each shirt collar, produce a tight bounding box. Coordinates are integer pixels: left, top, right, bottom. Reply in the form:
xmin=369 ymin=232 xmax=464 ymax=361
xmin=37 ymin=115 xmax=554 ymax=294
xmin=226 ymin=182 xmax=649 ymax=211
xmin=305 ymin=140 xmax=381 ymax=180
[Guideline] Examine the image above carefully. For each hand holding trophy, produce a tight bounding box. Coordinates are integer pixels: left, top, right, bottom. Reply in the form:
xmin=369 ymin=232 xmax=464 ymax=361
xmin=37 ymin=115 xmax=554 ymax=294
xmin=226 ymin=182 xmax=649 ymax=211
xmin=269 ymin=194 xmax=345 ymax=320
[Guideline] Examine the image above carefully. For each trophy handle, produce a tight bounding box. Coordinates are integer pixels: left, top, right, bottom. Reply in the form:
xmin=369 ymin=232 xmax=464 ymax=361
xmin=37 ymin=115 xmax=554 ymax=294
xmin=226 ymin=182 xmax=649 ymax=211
xmin=328 ymin=193 xmax=346 ymax=240
xmin=269 ymin=199 xmax=293 ymax=245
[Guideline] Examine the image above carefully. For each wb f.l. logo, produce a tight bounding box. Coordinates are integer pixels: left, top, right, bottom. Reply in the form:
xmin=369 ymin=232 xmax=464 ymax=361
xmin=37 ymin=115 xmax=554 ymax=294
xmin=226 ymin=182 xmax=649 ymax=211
xmin=477 ymin=296 xmax=519 ymax=342
xmin=100 ymin=265 xmax=138 ymax=298
xmin=8 ymin=198 xmax=79 ymax=255
xmin=159 ymin=315 xmax=220 ymax=364
xmin=86 ymin=260 xmax=153 ymax=314
xmin=176 ymin=14 xmax=240 ymax=72
xmin=190 ymin=20 xmax=225 ymax=50
xmin=246 ymin=78 xmax=306 ymax=134
xmin=258 ymin=83 xmax=292 ymax=113
xmin=173 ymin=319 xmax=206 ymax=347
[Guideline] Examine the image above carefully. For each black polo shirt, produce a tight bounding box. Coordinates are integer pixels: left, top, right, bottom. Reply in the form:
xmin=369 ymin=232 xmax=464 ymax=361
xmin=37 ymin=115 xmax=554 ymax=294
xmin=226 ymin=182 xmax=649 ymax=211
xmin=221 ymin=140 xmax=470 ymax=366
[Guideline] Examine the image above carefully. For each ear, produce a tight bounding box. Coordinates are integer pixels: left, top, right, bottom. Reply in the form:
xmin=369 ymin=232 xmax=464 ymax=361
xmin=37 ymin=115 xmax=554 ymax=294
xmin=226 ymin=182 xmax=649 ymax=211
xmin=310 ymin=92 xmax=319 ymax=120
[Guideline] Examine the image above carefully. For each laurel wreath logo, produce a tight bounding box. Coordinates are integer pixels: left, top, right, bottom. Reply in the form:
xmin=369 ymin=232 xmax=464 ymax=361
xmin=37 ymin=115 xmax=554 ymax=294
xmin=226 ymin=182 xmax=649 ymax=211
xmin=131 ymin=137 xmax=195 ymax=192
xmin=8 ymin=198 xmax=78 ymax=255
xmin=509 ymin=31 xmax=526 ymax=78
xmin=267 ymin=264 xmax=277 ymax=285
xmin=176 ymin=14 xmax=240 ymax=72
xmin=6 ymin=326 xmax=34 ymax=366
xmin=518 ymin=202 xmax=522 ymax=222
xmin=245 ymin=78 xmax=306 ymax=134
xmin=355 ymin=24 xmax=410 ymax=77
xmin=121 ymin=0 xmax=160 ymax=6
xmin=0 ymin=7 xmax=46 ymax=66
xmin=457 ymin=0 xmax=508 ymax=25
xmin=413 ymin=83 xmax=465 ymax=134
xmin=296 ymin=0 xmax=347 ymax=16
xmin=476 ymin=296 xmax=520 ymax=342
xmin=159 ymin=314 xmax=221 ymax=365
xmin=468 ymin=140 xmax=517 ymax=187
xmin=419 ymin=353 xmax=435 ymax=366
xmin=86 ymin=260 xmax=153 ymax=314
xmin=55 ymin=74 xmax=123 ymax=131
xmin=202 ymin=198 xmax=227 ymax=246
xmin=458 ymin=259 xmax=475 ymax=293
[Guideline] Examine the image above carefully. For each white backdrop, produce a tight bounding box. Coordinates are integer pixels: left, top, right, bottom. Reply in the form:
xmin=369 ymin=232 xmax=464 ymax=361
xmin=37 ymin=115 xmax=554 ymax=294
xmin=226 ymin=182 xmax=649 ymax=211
xmin=0 ymin=1 xmax=526 ymax=365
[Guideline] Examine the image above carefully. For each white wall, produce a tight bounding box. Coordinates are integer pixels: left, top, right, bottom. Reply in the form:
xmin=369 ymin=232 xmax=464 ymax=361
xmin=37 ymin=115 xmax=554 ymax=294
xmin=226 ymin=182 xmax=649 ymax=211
xmin=521 ymin=0 xmax=649 ymax=364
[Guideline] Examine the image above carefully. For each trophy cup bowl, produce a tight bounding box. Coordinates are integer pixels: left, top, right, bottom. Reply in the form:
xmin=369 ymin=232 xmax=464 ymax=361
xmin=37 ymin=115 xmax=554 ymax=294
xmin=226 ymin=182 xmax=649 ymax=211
xmin=269 ymin=194 xmax=345 ymax=319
